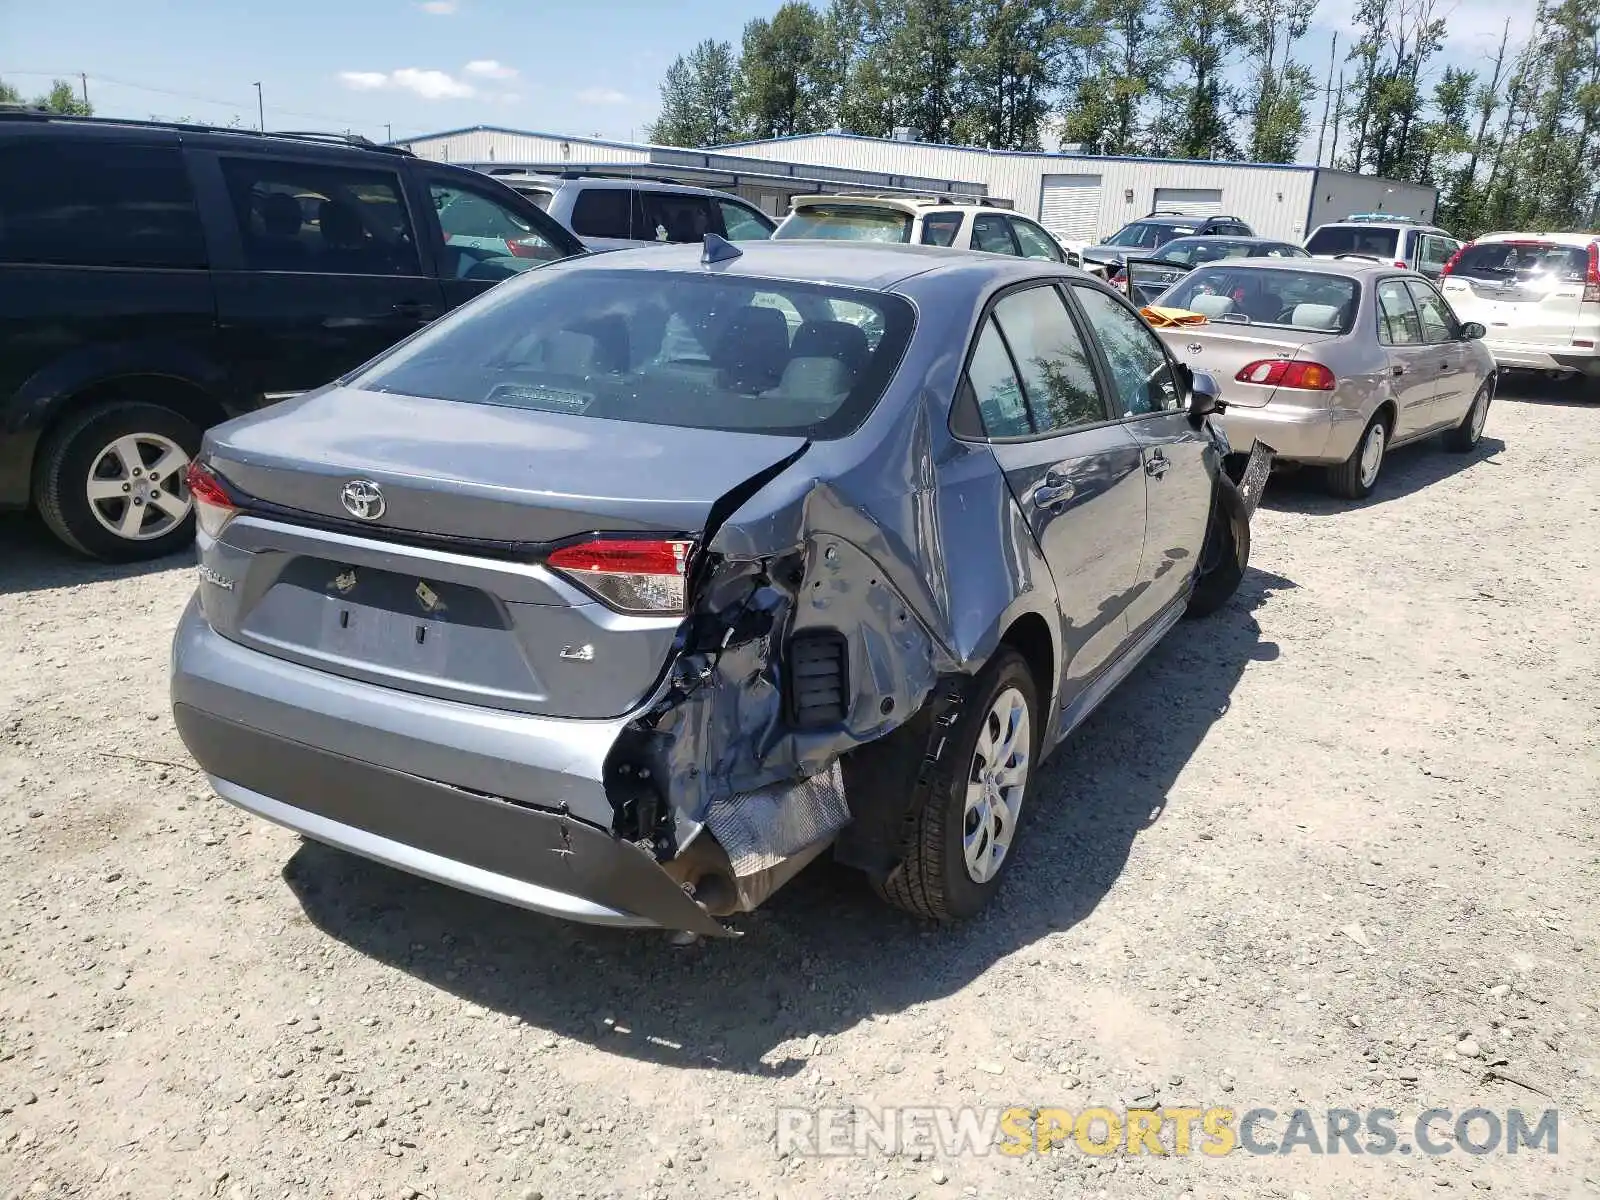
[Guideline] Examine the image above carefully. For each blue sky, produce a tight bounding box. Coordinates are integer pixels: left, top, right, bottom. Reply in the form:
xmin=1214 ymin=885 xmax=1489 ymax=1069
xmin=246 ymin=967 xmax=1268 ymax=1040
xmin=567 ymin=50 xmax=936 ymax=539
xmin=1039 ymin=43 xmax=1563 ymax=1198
xmin=2 ymin=0 xmax=1526 ymax=154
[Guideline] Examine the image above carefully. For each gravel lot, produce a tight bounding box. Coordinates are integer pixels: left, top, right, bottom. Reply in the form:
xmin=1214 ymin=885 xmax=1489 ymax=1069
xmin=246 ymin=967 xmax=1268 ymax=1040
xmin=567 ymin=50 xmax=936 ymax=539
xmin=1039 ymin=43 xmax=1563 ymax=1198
xmin=2 ymin=382 xmax=1598 ymax=1199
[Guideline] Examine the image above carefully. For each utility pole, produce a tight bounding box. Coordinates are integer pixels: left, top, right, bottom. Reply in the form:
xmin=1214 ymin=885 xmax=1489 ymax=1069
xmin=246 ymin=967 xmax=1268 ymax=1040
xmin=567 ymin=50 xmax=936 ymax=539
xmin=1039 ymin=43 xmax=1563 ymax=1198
xmin=1315 ymin=34 xmax=1338 ymax=167
xmin=253 ymin=81 xmax=264 ymax=131
xmin=385 ymin=122 xmax=392 ymax=142
xmin=79 ymin=73 xmax=89 ymax=108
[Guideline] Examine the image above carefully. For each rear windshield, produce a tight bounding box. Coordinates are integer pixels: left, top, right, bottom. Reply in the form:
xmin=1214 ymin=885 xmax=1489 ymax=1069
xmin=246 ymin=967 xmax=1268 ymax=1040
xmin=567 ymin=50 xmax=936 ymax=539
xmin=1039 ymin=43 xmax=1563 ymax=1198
xmin=1103 ymin=220 xmax=1197 ymax=249
xmin=1306 ymin=225 xmax=1399 ymax=258
xmin=509 ymin=186 xmax=554 ymax=211
xmin=1452 ymin=242 xmax=1591 ymax=282
xmin=775 ymin=205 xmax=913 ymax=243
xmin=1154 ymin=238 xmax=1254 ymax=266
xmin=1164 ymin=266 xmax=1360 ymax=333
xmin=350 ymin=268 xmax=915 ymax=440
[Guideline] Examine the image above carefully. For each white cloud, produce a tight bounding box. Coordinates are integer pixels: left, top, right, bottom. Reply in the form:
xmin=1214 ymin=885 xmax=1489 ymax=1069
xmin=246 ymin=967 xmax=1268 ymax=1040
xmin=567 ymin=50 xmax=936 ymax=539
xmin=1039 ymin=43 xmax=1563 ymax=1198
xmin=338 ymin=71 xmax=390 ymax=91
xmin=391 ymin=68 xmax=476 ymax=99
xmin=338 ymin=68 xmax=477 ymax=99
xmin=576 ymin=87 xmax=628 ymax=106
xmin=418 ymin=1 xmax=458 ymax=13
xmin=465 ymin=59 xmax=517 ymax=80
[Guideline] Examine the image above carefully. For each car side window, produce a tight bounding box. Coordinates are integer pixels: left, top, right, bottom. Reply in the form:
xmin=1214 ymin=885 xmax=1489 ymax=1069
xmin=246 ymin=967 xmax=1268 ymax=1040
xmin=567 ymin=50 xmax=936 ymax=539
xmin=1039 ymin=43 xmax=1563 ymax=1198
xmin=1009 ymin=218 xmax=1064 ymax=261
xmin=965 ymin=318 xmax=1034 ymax=438
xmin=1418 ymin=235 xmax=1453 ymax=275
xmin=0 ymin=141 xmax=207 ymax=270
xmin=1376 ymin=279 xmax=1424 ymax=345
xmin=569 ymin=189 xmax=633 ymax=239
xmin=990 ymin=286 xmax=1108 ymax=432
xmin=1407 ymin=280 xmax=1460 ymax=343
xmin=219 ymin=157 xmax=419 ymax=276
xmin=717 ymin=199 xmax=774 ymax=241
xmin=1265 ymin=244 xmax=1303 ymax=258
xmin=920 ymin=212 xmax=963 ymax=247
xmin=972 ymin=214 xmax=1020 ymax=256
xmin=641 ymin=192 xmax=712 ymax=243
xmin=430 ymin=182 xmax=564 ymax=280
xmin=1071 ymin=286 xmax=1182 ymax=416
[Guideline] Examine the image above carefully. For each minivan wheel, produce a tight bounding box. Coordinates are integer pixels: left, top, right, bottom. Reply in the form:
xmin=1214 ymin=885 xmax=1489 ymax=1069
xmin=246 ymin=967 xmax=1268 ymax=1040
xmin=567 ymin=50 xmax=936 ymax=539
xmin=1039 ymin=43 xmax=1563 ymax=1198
xmin=1328 ymin=413 xmax=1387 ymax=499
xmin=1444 ymin=382 xmax=1492 ymax=452
xmin=1185 ymin=474 xmax=1250 ymax=618
xmin=876 ymin=649 xmax=1038 ymax=921
xmin=33 ymin=402 xmax=201 ymax=561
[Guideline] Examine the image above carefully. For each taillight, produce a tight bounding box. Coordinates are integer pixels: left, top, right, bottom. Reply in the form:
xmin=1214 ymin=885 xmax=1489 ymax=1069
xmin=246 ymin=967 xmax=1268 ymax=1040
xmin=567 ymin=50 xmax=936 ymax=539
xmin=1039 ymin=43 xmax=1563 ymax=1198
xmin=546 ymin=538 xmax=692 ymax=614
xmin=1441 ymin=244 xmax=1466 ymax=277
xmin=1393 ymin=260 xmax=1407 ymax=269
xmin=185 ymin=461 xmax=237 ymax=538
xmin=1109 ymin=270 xmax=1127 ymax=285
xmin=1584 ymin=243 xmax=1600 ymax=304
xmin=1235 ymin=359 xmax=1337 ymax=390
xmin=505 ymin=237 xmax=549 ymax=259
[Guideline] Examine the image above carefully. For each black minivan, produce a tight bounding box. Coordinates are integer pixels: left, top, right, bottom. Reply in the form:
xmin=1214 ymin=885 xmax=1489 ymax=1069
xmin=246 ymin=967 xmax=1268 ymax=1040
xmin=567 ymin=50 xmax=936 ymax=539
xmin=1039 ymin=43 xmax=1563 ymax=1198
xmin=0 ymin=113 xmax=585 ymax=560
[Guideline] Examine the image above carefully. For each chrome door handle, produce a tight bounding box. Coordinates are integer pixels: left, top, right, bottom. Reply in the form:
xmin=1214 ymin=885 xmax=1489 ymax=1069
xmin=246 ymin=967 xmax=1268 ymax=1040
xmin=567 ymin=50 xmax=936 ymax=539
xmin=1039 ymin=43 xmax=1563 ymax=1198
xmin=1032 ymin=481 xmax=1075 ymax=507
xmin=1145 ymin=451 xmax=1169 ymax=479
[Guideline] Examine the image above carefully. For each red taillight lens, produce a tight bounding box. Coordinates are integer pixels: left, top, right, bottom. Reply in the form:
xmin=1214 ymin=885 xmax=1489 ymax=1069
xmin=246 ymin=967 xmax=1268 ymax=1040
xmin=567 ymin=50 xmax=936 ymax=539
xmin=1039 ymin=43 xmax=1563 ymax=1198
xmin=505 ymin=237 xmax=549 ymax=259
xmin=1440 ymin=244 xmax=1466 ymax=276
xmin=1109 ymin=270 xmax=1127 ymax=285
xmin=1235 ymin=359 xmax=1337 ymax=390
xmin=1393 ymin=259 xmax=1408 ymax=269
xmin=546 ymin=538 xmax=693 ymax=614
xmin=185 ymin=461 xmax=236 ymax=538
xmin=1584 ymin=242 xmax=1600 ymax=304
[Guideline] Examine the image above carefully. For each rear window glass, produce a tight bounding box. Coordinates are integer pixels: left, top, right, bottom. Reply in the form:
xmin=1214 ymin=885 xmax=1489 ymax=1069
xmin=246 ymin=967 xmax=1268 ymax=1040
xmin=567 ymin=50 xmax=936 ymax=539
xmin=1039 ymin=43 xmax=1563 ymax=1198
xmin=510 ymin=186 xmax=554 ymax=211
xmin=1103 ymin=221 xmax=1197 ymax=249
xmin=1453 ymin=242 xmax=1591 ymax=281
xmin=1164 ymin=266 xmax=1360 ymax=333
xmin=1306 ymin=225 xmax=1399 ymax=258
xmin=1154 ymin=238 xmax=1253 ymax=266
xmin=351 ymin=268 xmax=914 ymax=440
xmin=775 ymin=205 xmax=912 ymax=243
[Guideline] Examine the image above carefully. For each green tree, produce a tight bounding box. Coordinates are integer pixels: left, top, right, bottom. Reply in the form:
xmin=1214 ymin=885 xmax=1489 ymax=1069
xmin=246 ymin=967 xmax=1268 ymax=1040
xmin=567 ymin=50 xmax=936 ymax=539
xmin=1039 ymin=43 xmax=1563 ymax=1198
xmin=892 ymin=0 xmax=970 ymax=142
xmin=648 ymin=38 xmax=738 ymax=146
xmin=1156 ymin=0 xmax=1244 ymax=159
xmin=37 ymin=79 xmax=93 ymax=116
xmin=1239 ymin=0 xmax=1316 ymax=161
xmin=734 ymin=2 xmax=829 ymax=139
xmin=957 ymin=0 xmax=1065 ymax=149
xmin=818 ymin=0 xmax=907 ymax=135
xmin=1059 ymin=0 xmax=1164 ymax=155
xmin=0 ymin=77 xmax=22 ymax=105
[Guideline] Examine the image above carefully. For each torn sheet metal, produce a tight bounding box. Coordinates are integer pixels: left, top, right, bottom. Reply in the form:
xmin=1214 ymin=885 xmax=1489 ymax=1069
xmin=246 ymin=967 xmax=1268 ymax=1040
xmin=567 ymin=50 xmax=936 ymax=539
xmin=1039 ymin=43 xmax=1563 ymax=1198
xmin=704 ymin=762 xmax=849 ymax=877
xmin=1235 ymin=440 xmax=1276 ymax=518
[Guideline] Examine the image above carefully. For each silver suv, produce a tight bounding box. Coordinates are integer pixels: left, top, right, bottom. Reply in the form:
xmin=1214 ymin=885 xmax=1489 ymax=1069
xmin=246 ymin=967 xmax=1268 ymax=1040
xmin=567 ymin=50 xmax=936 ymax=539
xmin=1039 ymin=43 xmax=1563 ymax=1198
xmin=488 ymin=174 xmax=777 ymax=251
xmin=1304 ymin=216 xmax=1461 ymax=280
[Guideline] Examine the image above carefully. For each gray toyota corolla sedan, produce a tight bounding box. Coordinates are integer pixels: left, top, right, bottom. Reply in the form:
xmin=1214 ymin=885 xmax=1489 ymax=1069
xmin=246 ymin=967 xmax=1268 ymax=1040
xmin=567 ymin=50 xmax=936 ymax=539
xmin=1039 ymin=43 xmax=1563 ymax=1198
xmin=170 ymin=237 xmax=1253 ymax=937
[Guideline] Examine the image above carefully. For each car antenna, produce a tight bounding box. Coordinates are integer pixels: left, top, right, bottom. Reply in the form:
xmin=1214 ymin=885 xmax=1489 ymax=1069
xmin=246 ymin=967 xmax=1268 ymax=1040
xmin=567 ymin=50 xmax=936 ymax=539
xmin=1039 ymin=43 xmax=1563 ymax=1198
xmin=702 ymin=233 xmax=742 ymax=264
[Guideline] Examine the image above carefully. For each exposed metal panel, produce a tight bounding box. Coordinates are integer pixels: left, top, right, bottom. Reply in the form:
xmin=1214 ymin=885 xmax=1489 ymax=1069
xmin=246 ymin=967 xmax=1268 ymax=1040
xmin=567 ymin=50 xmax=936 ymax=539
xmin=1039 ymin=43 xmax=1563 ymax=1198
xmin=1306 ymin=170 xmax=1439 ymax=234
xmin=1039 ymin=175 xmax=1103 ymax=240
xmin=1152 ymin=187 xmax=1224 ymax=216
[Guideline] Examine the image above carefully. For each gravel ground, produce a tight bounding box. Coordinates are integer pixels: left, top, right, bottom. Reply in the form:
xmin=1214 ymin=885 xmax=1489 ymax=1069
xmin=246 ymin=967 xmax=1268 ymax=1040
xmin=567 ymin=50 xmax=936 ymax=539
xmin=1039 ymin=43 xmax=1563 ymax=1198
xmin=2 ymin=382 xmax=1598 ymax=1200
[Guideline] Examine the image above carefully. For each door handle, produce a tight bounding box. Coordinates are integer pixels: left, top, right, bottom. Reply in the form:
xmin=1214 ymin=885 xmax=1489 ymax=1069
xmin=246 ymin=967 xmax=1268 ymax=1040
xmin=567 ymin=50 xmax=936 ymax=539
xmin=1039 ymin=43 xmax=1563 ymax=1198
xmin=1145 ymin=451 xmax=1169 ymax=479
xmin=392 ymin=300 xmax=438 ymax=319
xmin=1032 ymin=481 xmax=1075 ymax=507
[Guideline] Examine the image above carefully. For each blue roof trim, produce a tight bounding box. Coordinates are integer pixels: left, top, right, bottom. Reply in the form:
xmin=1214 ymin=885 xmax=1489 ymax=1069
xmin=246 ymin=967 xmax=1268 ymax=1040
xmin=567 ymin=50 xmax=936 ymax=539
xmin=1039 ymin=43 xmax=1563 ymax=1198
xmin=711 ymin=131 xmax=1319 ymax=172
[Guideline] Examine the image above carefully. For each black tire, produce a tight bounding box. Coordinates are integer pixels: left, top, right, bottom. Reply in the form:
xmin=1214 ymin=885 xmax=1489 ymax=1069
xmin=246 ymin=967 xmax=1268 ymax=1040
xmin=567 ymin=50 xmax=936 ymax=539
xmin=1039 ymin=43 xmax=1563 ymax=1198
xmin=876 ymin=649 xmax=1038 ymax=922
xmin=1327 ymin=411 xmax=1388 ymax=500
xmin=1186 ymin=474 xmax=1250 ymax=618
xmin=32 ymin=401 xmax=201 ymax=562
xmin=1444 ymin=381 xmax=1492 ymax=452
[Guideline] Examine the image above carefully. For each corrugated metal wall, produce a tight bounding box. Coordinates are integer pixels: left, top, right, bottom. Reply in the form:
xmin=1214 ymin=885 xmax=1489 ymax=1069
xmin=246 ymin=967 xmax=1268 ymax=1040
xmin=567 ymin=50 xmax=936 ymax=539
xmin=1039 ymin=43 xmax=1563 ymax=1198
xmin=1306 ymin=171 xmax=1438 ymax=231
xmin=401 ymin=130 xmax=651 ymax=166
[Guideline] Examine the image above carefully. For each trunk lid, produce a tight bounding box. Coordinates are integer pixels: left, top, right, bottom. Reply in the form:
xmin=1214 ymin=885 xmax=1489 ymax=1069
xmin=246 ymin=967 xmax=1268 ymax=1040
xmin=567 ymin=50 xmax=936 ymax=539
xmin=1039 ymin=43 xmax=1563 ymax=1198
xmin=199 ymin=386 xmax=808 ymax=719
xmin=1155 ymin=325 xmax=1340 ymax=408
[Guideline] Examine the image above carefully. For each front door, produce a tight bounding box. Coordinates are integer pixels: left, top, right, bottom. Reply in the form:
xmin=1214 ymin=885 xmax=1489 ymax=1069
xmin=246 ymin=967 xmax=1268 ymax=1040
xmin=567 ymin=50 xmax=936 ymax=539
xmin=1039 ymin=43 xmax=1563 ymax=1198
xmin=1375 ymin=277 xmax=1441 ymax=439
xmin=195 ymin=150 xmax=445 ymax=401
xmin=960 ymin=285 xmax=1148 ymax=710
xmin=1408 ymin=278 xmax=1473 ymax=427
xmin=1071 ymin=284 xmax=1214 ymax=635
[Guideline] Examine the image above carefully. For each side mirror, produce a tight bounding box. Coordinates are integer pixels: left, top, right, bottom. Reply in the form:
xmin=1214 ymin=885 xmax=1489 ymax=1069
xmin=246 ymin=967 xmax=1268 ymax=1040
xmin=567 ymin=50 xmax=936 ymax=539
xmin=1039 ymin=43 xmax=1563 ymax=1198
xmin=1460 ymin=321 xmax=1486 ymax=341
xmin=1187 ymin=369 xmax=1225 ymax=421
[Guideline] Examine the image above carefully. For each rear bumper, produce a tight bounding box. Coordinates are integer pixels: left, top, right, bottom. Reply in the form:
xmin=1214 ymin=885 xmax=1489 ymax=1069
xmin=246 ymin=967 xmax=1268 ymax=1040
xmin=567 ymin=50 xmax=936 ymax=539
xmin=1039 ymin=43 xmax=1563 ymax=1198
xmin=170 ymin=598 xmax=729 ymax=936
xmin=1486 ymin=340 xmax=1600 ymax=377
xmin=1217 ymin=402 xmax=1342 ymax=464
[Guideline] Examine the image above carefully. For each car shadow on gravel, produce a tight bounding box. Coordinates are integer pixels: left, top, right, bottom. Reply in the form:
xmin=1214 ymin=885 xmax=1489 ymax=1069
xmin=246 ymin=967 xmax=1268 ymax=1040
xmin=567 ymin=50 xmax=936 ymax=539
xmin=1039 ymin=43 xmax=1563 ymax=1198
xmin=1259 ymin=435 xmax=1507 ymax=512
xmin=1492 ymin=374 xmax=1598 ymax=408
xmin=285 ymin=566 xmax=1291 ymax=1077
xmin=0 ymin=512 xmax=192 ymax=595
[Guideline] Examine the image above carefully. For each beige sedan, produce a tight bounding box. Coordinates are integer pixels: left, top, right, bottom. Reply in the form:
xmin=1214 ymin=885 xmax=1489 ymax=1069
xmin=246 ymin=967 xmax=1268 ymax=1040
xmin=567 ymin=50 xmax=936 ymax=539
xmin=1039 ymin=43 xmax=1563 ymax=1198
xmin=1149 ymin=259 xmax=1498 ymax=498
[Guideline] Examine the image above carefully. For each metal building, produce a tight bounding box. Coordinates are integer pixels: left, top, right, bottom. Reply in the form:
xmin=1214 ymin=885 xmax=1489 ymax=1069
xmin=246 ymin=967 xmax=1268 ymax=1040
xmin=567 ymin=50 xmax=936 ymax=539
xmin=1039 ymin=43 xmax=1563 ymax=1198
xmin=714 ymin=133 xmax=1440 ymax=243
xmin=392 ymin=125 xmax=988 ymax=216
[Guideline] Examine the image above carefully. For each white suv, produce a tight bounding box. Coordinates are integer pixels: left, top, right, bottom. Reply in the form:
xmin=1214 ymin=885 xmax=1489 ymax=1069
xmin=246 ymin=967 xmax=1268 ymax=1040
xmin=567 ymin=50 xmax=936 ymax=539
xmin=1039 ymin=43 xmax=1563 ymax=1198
xmin=486 ymin=174 xmax=777 ymax=251
xmin=773 ymin=195 xmax=1067 ymax=262
xmin=1437 ymin=232 xmax=1600 ymax=384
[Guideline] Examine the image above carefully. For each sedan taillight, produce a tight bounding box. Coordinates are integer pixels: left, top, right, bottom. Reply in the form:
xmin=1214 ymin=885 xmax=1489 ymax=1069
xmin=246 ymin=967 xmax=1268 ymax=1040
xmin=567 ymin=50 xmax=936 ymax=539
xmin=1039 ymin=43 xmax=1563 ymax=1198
xmin=186 ymin=461 xmax=237 ymax=538
xmin=546 ymin=538 xmax=693 ymax=614
xmin=1236 ymin=359 xmax=1337 ymax=391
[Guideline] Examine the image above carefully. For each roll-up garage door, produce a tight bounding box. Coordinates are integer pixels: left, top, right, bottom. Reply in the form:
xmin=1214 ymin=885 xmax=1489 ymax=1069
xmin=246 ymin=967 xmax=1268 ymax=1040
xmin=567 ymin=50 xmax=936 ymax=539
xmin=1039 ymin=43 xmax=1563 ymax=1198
xmin=1039 ymin=174 xmax=1103 ymax=241
xmin=1152 ymin=187 xmax=1224 ymax=216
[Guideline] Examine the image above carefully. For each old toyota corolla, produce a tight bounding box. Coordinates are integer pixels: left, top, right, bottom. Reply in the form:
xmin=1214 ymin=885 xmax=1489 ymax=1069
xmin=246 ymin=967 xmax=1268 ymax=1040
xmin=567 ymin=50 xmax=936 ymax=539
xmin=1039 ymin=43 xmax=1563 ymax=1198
xmin=170 ymin=238 xmax=1252 ymax=936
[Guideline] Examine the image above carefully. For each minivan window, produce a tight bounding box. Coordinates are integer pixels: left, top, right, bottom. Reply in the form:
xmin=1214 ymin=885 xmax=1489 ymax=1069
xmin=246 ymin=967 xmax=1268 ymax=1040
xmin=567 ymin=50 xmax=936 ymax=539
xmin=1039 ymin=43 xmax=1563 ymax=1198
xmin=569 ymin=189 xmax=633 ymax=239
xmin=775 ymin=205 xmax=912 ymax=243
xmin=717 ymin=199 xmax=774 ymax=241
xmin=640 ymin=192 xmax=712 ymax=242
xmin=0 ymin=142 xmax=206 ymax=269
xmin=430 ymin=183 xmax=564 ymax=281
xmin=1306 ymin=225 xmax=1400 ymax=258
xmin=220 ymin=158 xmax=419 ymax=275
xmin=351 ymin=268 xmax=915 ymax=440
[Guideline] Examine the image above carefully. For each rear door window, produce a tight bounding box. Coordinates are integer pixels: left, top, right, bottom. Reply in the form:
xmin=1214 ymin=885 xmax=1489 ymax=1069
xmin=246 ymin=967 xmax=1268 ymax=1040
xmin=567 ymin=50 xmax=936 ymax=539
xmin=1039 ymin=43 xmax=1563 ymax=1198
xmin=716 ymin=199 xmax=774 ymax=241
xmin=1164 ymin=266 xmax=1359 ymax=332
xmin=429 ymin=181 xmax=566 ymax=280
xmin=1306 ymin=225 xmax=1399 ymax=259
xmin=640 ymin=192 xmax=713 ymax=243
xmin=219 ymin=157 xmax=420 ymax=275
xmin=1009 ymin=218 xmax=1065 ymax=261
xmin=1376 ymin=279 xmax=1423 ymax=345
xmin=971 ymin=213 xmax=1020 ymax=256
xmin=0 ymin=141 xmax=206 ymax=269
xmin=1407 ymin=280 xmax=1460 ymax=343
xmin=990 ymin=286 xmax=1107 ymax=431
xmin=569 ymin=188 xmax=634 ymax=239
xmin=920 ymin=212 xmax=964 ymax=247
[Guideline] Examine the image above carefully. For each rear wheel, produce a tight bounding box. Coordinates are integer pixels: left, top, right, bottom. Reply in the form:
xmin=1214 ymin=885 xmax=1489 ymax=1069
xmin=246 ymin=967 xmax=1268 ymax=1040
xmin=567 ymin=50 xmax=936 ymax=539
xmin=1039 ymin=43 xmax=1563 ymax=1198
xmin=33 ymin=402 xmax=200 ymax=561
xmin=876 ymin=649 xmax=1037 ymax=922
xmin=1328 ymin=412 xmax=1387 ymax=500
xmin=1186 ymin=474 xmax=1250 ymax=618
xmin=1444 ymin=381 xmax=1492 ymax=452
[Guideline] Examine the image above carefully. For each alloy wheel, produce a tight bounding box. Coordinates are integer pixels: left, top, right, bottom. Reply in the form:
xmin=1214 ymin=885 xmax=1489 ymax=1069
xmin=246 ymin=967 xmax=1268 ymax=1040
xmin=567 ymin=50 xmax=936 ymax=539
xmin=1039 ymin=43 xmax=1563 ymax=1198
xmin=962 ymin=686 xmax=1031 ymax=884
xmin=85 ymin=433 xmax=193 ymax=541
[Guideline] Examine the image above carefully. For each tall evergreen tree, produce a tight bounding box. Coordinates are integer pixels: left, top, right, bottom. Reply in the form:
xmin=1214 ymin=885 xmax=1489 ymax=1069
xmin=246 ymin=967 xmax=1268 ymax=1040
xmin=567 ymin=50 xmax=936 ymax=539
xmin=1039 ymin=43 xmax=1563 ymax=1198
xmin=957 ymin=0 xmax=1065 ymax=150
xmin=1157 ymin=0 xmax=1245 ymax=159
xmin=1239 ymin=0 xmax=1316 ymax=161
xmin=734 ymin=3 xmax=829 ymax=139
xmin=819 ymin=0 xmax=907 ymax=135
xmin=647 ymin=39 xmax=738 ymax=146
xmin=1059 ymin=0 xmax=1164 ymax=154
xmin=892 ymin=0 xmax=971 ymax=142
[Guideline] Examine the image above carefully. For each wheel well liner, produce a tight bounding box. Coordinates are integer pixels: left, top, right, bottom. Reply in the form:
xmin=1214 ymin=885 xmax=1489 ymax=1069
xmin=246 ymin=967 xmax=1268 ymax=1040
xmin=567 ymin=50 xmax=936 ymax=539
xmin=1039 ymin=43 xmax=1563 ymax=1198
xmin=34 ymin=375 xmax=225 ymax=470
xmin=998 ymin=611 xmax=1056 ymax=718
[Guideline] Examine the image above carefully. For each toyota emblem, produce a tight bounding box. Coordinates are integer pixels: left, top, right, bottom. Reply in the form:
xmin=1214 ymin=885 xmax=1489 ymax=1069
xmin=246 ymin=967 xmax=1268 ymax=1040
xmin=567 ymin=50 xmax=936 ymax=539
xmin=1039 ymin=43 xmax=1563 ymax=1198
xmin=340 ymin=479 xmax=386 ymax=521
xmin=1186 ymin=343 xmax=1203 ymax=356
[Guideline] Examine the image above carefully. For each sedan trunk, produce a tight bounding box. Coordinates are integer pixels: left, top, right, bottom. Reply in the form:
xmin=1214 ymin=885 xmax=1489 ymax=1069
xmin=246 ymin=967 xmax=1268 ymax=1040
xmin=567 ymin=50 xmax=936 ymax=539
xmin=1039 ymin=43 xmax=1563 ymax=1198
xmin=1155 ymin=326 xmax=1340 ymax=408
